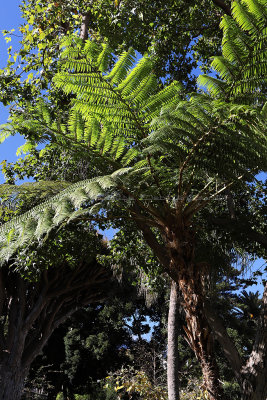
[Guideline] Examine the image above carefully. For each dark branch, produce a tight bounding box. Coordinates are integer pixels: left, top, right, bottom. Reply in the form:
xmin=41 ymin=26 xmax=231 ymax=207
xmin=211 ymin=0 xmax=232 ymax=16
xmin=204 ymin=301 xmax=242 ymax=381
xmin=131 ymin=207 xmax=171 ymax=272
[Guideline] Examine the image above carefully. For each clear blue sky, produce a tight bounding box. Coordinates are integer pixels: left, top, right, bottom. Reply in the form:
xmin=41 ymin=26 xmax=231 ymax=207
xmin=0 ymin=1 xmax=25 ymax=183
xmin=0 ymin=2 xmax=265 ymax=293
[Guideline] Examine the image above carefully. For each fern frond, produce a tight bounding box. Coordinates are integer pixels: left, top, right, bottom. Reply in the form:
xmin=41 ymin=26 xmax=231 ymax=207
xmin=0 ymin=175 xmax=120 ymax=264
xmin=106 ymin=48 xmax=136 ymax=85
xmin=198 ymin=0 xmax=267 ymax=102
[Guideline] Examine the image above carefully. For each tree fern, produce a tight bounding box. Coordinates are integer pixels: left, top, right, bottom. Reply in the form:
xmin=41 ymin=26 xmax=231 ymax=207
xmin=0 ymin=0 xmax=266 ymax=264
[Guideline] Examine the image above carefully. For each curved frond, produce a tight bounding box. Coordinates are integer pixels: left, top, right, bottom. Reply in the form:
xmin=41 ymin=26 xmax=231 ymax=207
xmin=0 ymin=176 xmax=119 ymax=264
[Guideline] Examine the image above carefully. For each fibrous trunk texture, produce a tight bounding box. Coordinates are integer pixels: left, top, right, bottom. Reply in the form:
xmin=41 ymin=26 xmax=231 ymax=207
xmin=165 ymin=226 xmax=226 ymax=400
xmin=137 ymin=208 xmax=266 ymax=400
xmin=167 ymin=280 xmax=180 ymax=400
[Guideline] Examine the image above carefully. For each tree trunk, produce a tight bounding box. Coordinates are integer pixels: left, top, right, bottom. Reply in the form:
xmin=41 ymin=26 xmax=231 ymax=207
xmin=0 ymin=359 xmax=27 ymax=400
xmin=241 ymin=355 xmax=267 ymax=400
xmin=178 ymin=262 xmax=224 ymax=400
xmin=80 ymin=13 xmax=90 ymax=41
xmin=167 ymin=280 xmax=180 ymax=400
xmin=165 ymin=226 xmax=226 ymax=400
xmin=0 ymin=259 xmax=112 ymax=400
xmin=206 ymin=283 xmax=267 ymax=400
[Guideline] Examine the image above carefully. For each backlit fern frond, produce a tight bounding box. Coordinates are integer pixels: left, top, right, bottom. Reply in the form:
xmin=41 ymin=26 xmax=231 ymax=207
xmin=198 ymin=0 xmax=267 ymax=102
xmin=1 ymin=3 xmax=266 ymax=265
xmin=0 ymin=175 xmax=121 ymax=264
xmin=145 ymin=96 xmax=267 ymax=181
xmin=53 ymin=38 xmax=182 ymax=144
xmin=0 ymin=181 xmax=71 ymax=204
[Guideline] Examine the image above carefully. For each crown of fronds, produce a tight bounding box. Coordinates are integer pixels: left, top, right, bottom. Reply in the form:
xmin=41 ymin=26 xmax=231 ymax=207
xmin=198 ymin=0 xmax=267 ymax=103
xmin=2 ymin=38 xmax=182 ymax=169
xmin=0 ymin=1 xmax=266 ymax=264
xmin=1 ymin=96 xmax=265 ymax=264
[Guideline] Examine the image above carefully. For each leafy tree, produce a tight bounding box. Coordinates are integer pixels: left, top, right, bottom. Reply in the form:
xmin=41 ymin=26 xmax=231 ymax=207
xmin=0 ymin=222 xmax=113 ymax=400
xmin=0 ymin=0 xmax=266 ymax=399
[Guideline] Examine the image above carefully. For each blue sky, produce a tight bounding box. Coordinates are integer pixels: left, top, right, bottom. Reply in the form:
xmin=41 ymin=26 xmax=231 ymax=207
xmin=0 ymin=1 xmax=25 ymax=183
xmin=0 ymin=2 xmax=265 ymax=293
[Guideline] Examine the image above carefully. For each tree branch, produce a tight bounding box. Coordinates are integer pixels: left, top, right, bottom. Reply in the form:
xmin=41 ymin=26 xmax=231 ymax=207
xmin=80 ymin=13 xmax=90 ymax=41
xmin=211 ymin=0 xmax=232 ymax=16
xmin=131 ymin=206 xmax=171 ymax=272
xmin=204 ymin=301 xmax=242 ymax=381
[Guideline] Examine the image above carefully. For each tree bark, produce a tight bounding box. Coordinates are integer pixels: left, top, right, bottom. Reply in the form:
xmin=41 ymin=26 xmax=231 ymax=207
xmin=0 ymin=359 xmax=27 ymax=400
xmin=164 ymin=225 xmax=227 ymax=400
xmin=135 ymin=205 xmax=267 ymax=399
xmin=167 ymin=280 xmax=180 ymax=400
xmin=177 ymin=263 xmax=224 ymax=400
xmin=204 ymin=301 xmax=243 ymax=383
xmin=136 ymin=216 xmax=227 ymax=399
xmin=211 ymin=0 xmax=232 ymax=16
xmin=205 ymin=284 xmax=267 ymax=400
xmin=0 ymin=259 xmax=112 ymax=400
xmin=80 ymin=13 xmax=90 ymax=41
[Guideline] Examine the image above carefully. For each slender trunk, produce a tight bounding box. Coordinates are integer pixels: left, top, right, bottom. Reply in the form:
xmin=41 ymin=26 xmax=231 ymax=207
xmin=80 ymin=13 xmax=90 ymax=41
xmin=167 ymin=280 xmax=180 ymax=400
xmin=0 ymin=359 xmax=27 ymax=400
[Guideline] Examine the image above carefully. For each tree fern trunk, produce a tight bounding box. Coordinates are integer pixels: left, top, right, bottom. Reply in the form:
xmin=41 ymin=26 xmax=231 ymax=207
xmin=165 ymin=227 xmax=226 ymax=400
xmin=167 ymin=280 xmax=180 ymax=400
xmin=177 ymin=261 xmax=224 ymax=400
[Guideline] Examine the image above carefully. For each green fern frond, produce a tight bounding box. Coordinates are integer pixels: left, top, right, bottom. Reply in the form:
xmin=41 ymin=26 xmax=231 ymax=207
xmin=197 ymin=75 xmax=228 ymax=97
xmin=0 ymin=124 xmax=13 ymax=143
xmin=0 ymin=175 xmax=121 ymax=264
xmin=118 ymin=56 xmax=153 ymax=96
xmin=245 ymin=0 xmax=267 ymax=21
xmin=106 ymin=48 xmax=136 ymax=85
xmin=97 ymin=43 xmax=112 ymax=72
xmin=0 ymin=181 xmax=71 ymax=202
xmin=232 ymin=0 xmax=259 ymax=33
xmin=198 ymin=0 xmax=267 ymax=102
